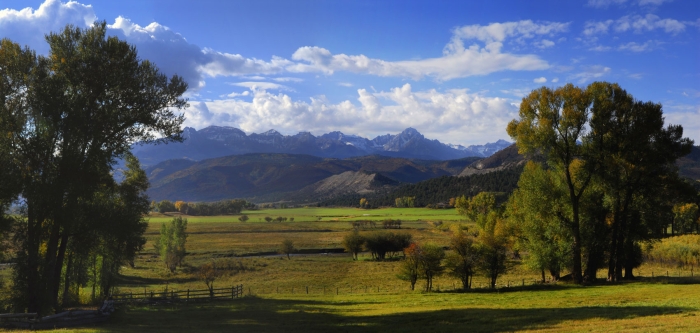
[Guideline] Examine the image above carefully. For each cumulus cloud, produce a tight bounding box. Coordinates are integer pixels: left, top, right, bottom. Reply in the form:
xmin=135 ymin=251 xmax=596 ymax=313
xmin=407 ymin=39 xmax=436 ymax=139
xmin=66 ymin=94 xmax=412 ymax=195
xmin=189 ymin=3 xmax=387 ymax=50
xmin=587 ymin=0 xmax=674 ymax=7
xmin=183 ymin=84 xmax=518 ymax=145
xmin=288 ymin=20 xmax=568 ymax=80
xmin=533 ymin=77 xmax=547 ymax=83
xmin=229 ymin=81 xmax=292 ymax=91
xmin=615 ymin=14 xmax=686 ymax=34
xmin=583 ymin=20 xmax=614 ymax=36
xmin=665 ymin=106 xmax=700 ymax=142
xmin=570 ymin=65 xmax=611 ymax=83
xmin=551 ymin=77 xmax=560 ymax=83
xmin=587 ymin=0 xmax=628 ymax=8
xmin=0 ymin=0 xmax=96 ymax=53
xmin=107 ymin=17 xmax=295 ymax=90
xmin=535 ymin=39 xmax=556 ymax=48
xmin=618 ymin=40 xmax=660 ymax=52
xmin=585 ymin=14 xmax=688 ymax=37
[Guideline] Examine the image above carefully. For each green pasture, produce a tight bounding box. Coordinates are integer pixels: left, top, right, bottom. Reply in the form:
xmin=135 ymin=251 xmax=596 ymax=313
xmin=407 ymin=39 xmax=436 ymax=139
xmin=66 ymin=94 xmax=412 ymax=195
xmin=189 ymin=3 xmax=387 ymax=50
xmin=146 ymin=207 xmax=463 ymax=224
xmin=4 ymin=207 xmax=700 ymax=332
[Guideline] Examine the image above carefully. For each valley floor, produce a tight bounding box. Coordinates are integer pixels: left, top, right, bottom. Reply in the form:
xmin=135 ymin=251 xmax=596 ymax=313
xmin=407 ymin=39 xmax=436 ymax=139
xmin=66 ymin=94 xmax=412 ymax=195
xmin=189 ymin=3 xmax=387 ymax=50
xmin=2 ymin=208 xmax=700 ymax=332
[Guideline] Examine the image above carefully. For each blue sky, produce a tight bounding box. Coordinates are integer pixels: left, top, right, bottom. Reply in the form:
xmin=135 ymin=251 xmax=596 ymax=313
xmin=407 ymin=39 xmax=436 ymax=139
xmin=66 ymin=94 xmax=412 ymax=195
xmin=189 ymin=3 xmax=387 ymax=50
xmin=1 ymin=0 xmax=698 ymax=145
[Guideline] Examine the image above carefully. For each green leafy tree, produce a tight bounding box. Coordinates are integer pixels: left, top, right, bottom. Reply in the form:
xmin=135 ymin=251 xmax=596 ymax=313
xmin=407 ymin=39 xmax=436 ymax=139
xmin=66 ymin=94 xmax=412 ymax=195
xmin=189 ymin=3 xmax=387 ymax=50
xmin=506 ymin=162 xmax=572 ymax=282
xmin=476 ymin=211 xmax=511 ymax=289
xmin=155 ymin=217 xmax=188 ymax=272
xmin=280 ymin=239 xmax=295 ymax=259
xmin=199 ymin=262 xmax=221 ymax=298
xmin=1 ymin=22 xmax=186 ymax=314
xmin=419 ymin=243 xmax=445 ymax=292
xmin=398 ymin=243 xmax=421 ymax=290
xmin=238 ymin=215 xmax=249 ymax=223
xmin=342 ymin=230 xmax=365 ymax=260
xmin=507 ymin=84 xmax=594 ymax=284
xmin=673 ymin=203 xmax=699 ymax=234
xmin=445 ymin=231 xmax=478 ymax=290
xmin=586 ymin=82 xmax=693 ymax=280
xmin=455 ymin=192 xmax=496 ymax=228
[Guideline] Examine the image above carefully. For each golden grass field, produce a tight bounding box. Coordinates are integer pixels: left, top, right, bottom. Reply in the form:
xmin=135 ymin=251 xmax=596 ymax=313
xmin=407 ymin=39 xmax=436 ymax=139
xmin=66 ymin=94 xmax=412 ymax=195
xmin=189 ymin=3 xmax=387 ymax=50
xmin=2 ymin=207 xmax=700 ymax=332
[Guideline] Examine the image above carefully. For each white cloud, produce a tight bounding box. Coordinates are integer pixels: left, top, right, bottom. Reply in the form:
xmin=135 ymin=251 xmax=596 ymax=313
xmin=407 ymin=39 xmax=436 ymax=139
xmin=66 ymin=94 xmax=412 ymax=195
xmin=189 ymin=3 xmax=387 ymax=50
xmin=272 ymin=77 xmax=303 ymax=82
xmin=338 ymin=82 xmax=354 ymax=87
xmin=551 ymin=77 xmax=560 ymax=83
xmin=570 ymin=65 xmax=611 ymax=83
xmin=225 ymin=91 xmax=251 ymax=98
xmin=614 ymin=14 xmax=686 ymax=34
xmin=589 ymin=45 xmax=613 ymax=52
xmin=618 ymin=40 xmax=660 ymax=52
xmin=664 ymin=106 xmax=700 ymax=142
xmin=587 ymin=0 xmax=628 ymax=8
xmin=585 ymin=15 xmax=686 ymax=37
xmin=288 ymin=20 xmax=568 ymax=81
xmin=106 ymin=17 xmax=296 ymax=90
xmin=0 ymin=2 xmax=568 ymax=89
xmin=0 ymin=0 xmax=96 ymax=53
xmin=230 ymin=82 xmax=291 ymax=91
xmin=587 ymin=0 xmax=673 ymax=7
xmin=184 ymin=84 xmax=518 ymax=145
xmin=638 ymin=0 xmax=674 ymax=5
xmin=533 ymin=77 xmax=547 ymax=83
xmin=535 ymin=39 xmax=556 ymax=48
xmin=583 ymin=20 xmax=614 ymax=36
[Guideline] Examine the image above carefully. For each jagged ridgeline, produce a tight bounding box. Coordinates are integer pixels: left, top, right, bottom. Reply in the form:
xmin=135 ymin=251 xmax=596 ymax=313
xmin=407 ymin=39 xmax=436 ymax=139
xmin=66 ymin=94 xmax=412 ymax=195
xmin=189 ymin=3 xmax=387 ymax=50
xmin=320 ymin=164 xmax=524 ymax=207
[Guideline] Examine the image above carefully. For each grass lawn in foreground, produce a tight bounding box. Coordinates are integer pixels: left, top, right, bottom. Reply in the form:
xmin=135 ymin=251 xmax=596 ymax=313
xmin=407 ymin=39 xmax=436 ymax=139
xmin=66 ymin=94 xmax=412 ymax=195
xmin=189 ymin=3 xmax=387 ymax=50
xmin=5 ymin=281 xmax=700 ymax=333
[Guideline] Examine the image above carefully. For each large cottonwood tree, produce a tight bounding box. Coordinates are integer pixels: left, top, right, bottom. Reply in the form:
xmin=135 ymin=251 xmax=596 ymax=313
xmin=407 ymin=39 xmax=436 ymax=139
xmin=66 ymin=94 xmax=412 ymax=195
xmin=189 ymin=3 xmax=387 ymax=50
xmin=507 ymin=84 xmax=593 ymax=284
xmin=1 ymin=22 xmax=187 ymax=314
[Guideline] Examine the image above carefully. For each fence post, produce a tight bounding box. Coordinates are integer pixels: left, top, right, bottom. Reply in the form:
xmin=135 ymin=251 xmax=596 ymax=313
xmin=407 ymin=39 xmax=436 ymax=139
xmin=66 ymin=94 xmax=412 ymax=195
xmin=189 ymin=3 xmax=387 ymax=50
xmin=277 ymin=286 xmax=279 ymax=294
xmin=292 ymin=287 xmax=294 ymax=294
xmin=522 ymin=279 xmax=525 ymax=287
xmin=336 ymin=287 xmax=338 ymax=295
xmin=187 ymin=289 xmax=190 ymax=300
xmin=171 ymin=290 xmax=175 ymax=300
xmin=306 ymin=286 xmax=309 ymax=294
xmin=232 ymin=286 xmax=234 ymax=299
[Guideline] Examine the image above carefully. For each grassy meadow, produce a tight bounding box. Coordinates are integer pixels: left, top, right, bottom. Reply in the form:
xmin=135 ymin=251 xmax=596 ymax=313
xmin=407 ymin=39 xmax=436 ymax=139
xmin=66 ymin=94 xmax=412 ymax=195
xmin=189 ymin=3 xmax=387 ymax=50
xmin=3 ymin=207 xmax=700 ymax=332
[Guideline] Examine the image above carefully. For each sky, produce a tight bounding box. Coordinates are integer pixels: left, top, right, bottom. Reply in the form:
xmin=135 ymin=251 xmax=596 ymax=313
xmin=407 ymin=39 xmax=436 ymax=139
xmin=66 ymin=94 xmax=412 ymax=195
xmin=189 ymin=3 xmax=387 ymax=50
xmin=1 ymin=0 xmax=698 ymax=146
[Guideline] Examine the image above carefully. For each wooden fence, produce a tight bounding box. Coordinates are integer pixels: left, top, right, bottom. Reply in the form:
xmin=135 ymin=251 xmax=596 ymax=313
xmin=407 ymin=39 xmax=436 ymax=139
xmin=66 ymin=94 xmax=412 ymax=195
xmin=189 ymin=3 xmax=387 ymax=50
xmin=110 ymin=284 xmax=244 ymax=303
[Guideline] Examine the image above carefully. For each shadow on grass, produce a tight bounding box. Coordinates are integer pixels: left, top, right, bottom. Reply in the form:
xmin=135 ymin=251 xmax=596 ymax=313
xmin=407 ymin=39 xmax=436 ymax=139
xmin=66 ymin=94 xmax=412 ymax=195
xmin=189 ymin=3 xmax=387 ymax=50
xmin=97 ymin=296 xmax=689 ymax=333
xmin=114 ymin=274 xmax=199 ymax=286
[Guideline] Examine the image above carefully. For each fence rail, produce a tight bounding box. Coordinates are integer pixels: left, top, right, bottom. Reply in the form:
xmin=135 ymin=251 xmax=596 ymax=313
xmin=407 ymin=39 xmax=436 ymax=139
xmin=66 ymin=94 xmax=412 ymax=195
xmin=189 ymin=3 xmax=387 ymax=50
xmin=110 ymin=284 xmax=243 ymax=303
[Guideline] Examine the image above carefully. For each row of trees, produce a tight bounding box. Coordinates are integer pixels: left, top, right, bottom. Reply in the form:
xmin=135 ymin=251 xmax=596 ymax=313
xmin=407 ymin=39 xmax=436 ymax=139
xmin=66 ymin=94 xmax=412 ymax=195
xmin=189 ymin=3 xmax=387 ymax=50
xmin=152 ymin=199 xmax=253 ymax=215
xmin=0 ymin=23 xmax=188 ymax=314
xmin=342 ymin=231 xmax=413 ymax=260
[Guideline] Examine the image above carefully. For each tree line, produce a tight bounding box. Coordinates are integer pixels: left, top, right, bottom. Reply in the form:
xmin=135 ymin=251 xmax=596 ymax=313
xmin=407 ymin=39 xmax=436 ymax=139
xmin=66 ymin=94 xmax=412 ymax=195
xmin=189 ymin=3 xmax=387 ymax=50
xmin=152 ymin=199 xmax=254 ymax=216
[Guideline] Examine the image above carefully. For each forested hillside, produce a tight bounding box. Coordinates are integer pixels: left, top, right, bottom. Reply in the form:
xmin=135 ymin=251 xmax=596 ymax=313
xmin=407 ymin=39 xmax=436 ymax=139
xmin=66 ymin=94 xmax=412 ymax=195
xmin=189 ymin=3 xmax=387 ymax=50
xmin=321 ymin=164 xmax=523 ymax=207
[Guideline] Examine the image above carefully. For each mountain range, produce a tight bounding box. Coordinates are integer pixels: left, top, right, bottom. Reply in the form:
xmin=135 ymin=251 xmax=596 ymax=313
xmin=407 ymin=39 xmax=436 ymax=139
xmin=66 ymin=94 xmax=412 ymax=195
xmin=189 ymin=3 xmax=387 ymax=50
xmin=144 ymin=154 xmax=482 ymax=202
xmin=132 ymin=126 xmax=512 ymax=167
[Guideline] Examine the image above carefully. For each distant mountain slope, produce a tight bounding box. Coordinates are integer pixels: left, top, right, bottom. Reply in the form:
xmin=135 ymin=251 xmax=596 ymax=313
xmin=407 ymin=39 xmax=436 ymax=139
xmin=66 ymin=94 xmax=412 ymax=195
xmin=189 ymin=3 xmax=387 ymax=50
xmin=321 ymin=165 xmax=525 ymax=207
xmin=133 ymin=126 xmax=511 ymax=166
xmin=459 ymin=144 xmax=525 ymax=177
xmin=678 ymin=146 xmax=700 ymax=181
xmin=145 ymin=153 xmax=477 ymax=202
